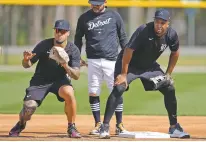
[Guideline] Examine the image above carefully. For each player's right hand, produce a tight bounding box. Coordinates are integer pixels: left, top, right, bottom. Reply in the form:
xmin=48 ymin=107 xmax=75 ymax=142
xmin=114 ymin=74 xmax=128 ymax=88
xmin=165 ymin=73 xmax=174 ymax=85
xmin=80 ymin=59 xmax=88 ymax=67
xmin=23 ymin=51 xmax=36 ymax=61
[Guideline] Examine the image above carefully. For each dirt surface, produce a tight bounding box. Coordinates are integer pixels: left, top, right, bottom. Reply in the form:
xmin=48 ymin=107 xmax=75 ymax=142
xmin=0 ymin=114 xmax=206 ymax=141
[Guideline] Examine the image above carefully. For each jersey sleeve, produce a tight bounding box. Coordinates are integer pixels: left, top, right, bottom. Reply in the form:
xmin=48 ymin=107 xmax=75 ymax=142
xmin=168 ymin=30 xmax=179 ymax=52
xmin=114 ymin=11 xmax=128 ymax=49
xmin=68 ymin=44 xmax=81 ymax=68
xmin=126 ymin=24 xmax=146 ymax=50
xmin=74 ymin=15 xmax=85 ymax=53
xmin=30 ymin=41 xmax=44 ymax=64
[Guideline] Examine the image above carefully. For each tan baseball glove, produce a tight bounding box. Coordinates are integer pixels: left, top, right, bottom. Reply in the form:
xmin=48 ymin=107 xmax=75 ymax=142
xmin=49 ymin=46 xmax=69 ymax=64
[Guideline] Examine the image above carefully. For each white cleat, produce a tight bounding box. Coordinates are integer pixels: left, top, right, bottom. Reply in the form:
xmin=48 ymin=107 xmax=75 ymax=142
xmin=89 ymin=122 xmax=102 ymax=135
xmin=115 ymin=122 xmax=130 ymax=135
xmin=169 ymin=123 xmax=190 ymax=138
xmin=99 ymin=124 xmax=110 ymax=139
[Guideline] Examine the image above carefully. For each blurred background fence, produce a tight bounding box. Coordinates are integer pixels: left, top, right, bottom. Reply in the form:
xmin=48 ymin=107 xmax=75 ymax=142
xmin=0 ymin=0 xmax=206 ymax=65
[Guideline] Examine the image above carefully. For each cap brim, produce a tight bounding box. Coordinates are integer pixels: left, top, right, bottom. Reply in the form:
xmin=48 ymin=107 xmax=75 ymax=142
xmin=89 ymin=1 xmax=104 ymax=5
xmin=154 ymin=16 xmax=168 ymax=21
xmin=54 ymin=27 xmax=70 ymax=31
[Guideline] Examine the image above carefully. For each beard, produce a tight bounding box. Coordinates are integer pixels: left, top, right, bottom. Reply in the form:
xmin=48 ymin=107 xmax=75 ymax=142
xmin=55 ymin=39 xmax=64 ymax=44
xmin=155 ymin=27 xmax=167 ymax=37
xmin=92 ymin=6 xmax=105 ymax=13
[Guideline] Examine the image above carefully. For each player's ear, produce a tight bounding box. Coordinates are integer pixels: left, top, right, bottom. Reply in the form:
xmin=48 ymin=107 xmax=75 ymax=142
xmin=167 ymin=21 xmax=170 ymax=27
xmin=67 ymin=31 xmax=70 ymax=37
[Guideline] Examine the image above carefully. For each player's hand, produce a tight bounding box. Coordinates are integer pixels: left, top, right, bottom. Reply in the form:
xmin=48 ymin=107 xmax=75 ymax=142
xmin=166 ymin=73 xmax=174 ymax=85
xmin=80 ymin=59 xmax=88 ymax=67
xmin=23 ymin=51 xmax=36 ymax=61
xmin=60 ymin=63 xmax=68 ymax=68
xmin=114 ymin=74 xmax=128 ymax=88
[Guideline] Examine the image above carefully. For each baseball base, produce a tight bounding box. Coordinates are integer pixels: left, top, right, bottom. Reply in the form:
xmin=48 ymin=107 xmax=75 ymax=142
xmin=118 ymin=131 xmax=170 ymax=138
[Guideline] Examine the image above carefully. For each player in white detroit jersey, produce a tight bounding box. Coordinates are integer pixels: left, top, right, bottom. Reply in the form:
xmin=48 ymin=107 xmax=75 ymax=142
xmin=74 ymin=0 xmax=128 ymax=135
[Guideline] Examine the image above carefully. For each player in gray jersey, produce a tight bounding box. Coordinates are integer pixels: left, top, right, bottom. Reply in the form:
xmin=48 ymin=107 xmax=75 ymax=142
xmin=74 ymin=0 xmax=128 ymax=135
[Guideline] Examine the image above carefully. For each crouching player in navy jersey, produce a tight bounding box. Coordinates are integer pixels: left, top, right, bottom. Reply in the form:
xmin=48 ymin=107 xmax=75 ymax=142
xmin=99 ymin=9 xmax=190 ymax=139
xmin=9 ymin=20 xmax=81 ymax=138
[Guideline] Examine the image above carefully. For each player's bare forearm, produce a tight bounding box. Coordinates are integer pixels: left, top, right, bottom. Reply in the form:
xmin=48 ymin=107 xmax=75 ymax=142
xmin=22 ymin=59 xmax=32 ymax=68
xmin=62 ymin=64 xmax=80 ymax=80
xmin=121 ymin=48 xmax=133 ymax=75
xmin=166 ymin=49 xmax=179 ymax=75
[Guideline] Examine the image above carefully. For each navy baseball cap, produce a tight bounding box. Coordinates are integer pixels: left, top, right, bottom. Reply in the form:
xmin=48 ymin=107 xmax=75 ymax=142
xmin=89 ymin=0 xmax=105 ymax=5
xmin=154 ymin=9 xmax=170 ymax=21
xmin=54 ymin=20 xmax=70 ymax=31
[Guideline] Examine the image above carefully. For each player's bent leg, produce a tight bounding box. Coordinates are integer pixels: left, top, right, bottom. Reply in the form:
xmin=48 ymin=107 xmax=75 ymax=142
xmin=9 ymin=100 xmax=38 ymax=137
xmin=159 ymin=85 xmax=190 ymax=138
xmin=159 ymin=85 xmax=177 ymax=125
xmin=106 ymin=77 xmax=124 ymax=125
xmin=100 ymin=84 xmax=127 ymax=139
xmin=104 ymin=84 xmax=126 ymax=124
xmin=58 ymin=85 xmax=81 ymax=138
xmin=59 ymin=85 xmax=76 ymax=123
xmin=103 ymin=59 xmax=128 ymax=135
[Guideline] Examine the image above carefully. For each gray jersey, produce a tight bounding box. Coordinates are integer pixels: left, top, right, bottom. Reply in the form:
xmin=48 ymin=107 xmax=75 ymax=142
xmin=74 ymin=9 xmax=128 ymax=61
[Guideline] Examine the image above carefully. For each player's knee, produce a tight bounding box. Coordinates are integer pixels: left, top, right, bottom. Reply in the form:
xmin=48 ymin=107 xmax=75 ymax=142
xmin=160 ymin=84 xmax=175 ymax=96
xmin=59 ymin=86 xmax=75 ymax=102
xmin=116 ymin=84 xmax=126 ymax=93
xmin=166 ymin=84 xmax=175 ymax=93
xmin=113 ymin=84 xmax=126 ymax=97
xmin=62 ymin=92 xmax=75 ymax=102
xmin=20 ymin=100 xmax=38 ymax=121
xmin=24 ymin=100 xmax=38 ymax=108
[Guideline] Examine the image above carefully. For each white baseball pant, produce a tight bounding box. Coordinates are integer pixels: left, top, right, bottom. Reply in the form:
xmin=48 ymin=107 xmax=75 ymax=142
xmin=87 ymin=58 xmax=116 ymax=96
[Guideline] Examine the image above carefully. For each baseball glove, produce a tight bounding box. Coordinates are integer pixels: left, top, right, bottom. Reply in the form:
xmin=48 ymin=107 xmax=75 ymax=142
xmin=149 ymin=74 xmax=174 ymax=90
xmin=49 ymin=46 xmax=69 ymax=64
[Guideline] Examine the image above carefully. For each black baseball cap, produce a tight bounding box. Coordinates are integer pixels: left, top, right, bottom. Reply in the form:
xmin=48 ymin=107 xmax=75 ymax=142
xmin=89 ymin=0 xmax=105 ymax=5
xmin=54 ymin=20 xmax=70 ymax=31
xmin=154 ymin=9 xmax=170 ymax=21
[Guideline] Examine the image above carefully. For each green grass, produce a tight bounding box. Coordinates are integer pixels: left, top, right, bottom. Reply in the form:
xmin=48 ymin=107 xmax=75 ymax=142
xmin=0 ymin=54 xmax=206 ymax=66
xmin=0 ymin=55 xmax=22 ymax=65
xmin=0 ymin=72 xmax=206 ymax=115
xmin=157 ymin=55 xmax=206 ymax=66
